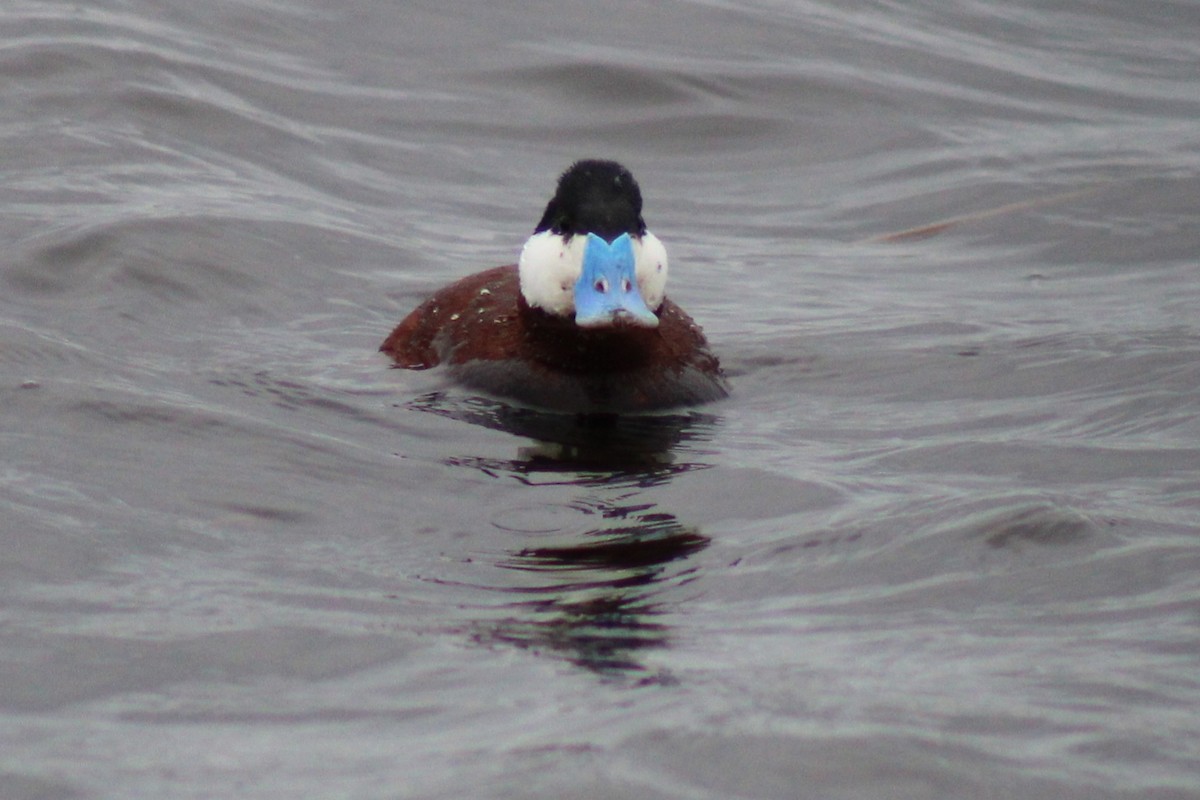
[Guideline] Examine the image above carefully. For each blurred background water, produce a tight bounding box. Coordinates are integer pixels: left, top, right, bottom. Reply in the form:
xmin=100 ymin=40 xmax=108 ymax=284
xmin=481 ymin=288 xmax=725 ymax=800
xmin=2 ymin=1 xmax=1199 ymax=797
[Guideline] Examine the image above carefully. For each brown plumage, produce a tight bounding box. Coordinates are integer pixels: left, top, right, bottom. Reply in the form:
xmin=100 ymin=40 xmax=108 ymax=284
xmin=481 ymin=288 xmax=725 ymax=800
xmin=380 ymin=264 xmax=726 ymax=412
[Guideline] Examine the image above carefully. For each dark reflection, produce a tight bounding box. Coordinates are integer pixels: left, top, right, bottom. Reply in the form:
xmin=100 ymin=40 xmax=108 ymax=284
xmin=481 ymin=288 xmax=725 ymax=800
xmin=407 ymin=392 xmax=718 ymax=679
xmin=407 ymin=391 xmax=718 ymax=473
xmin=484 ymin=504 xmax=709 ymax=679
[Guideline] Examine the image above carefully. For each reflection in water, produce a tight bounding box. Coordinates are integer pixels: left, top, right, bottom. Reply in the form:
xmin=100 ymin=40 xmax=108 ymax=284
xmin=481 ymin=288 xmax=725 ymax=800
xmin=488 ymin=505 xmax=709 ymax=678
xmin=408 ymin=392 xmax=717 ymax=678
xmin=408 ymin=391 xmax=718 ymax=473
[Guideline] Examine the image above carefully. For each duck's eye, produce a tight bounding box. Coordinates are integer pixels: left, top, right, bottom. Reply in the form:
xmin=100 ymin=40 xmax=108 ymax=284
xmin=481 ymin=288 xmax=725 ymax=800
xmin=621 ymin=278 xmax=632 ymax=293
xmin=594 ymin=277 xmax=609 ymax=293
xmin=656 ymin=262 xmax=663 ymax=272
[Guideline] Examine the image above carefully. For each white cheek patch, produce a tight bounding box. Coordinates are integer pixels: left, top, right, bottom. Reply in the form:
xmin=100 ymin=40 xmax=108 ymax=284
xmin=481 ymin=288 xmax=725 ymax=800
xmin=518 ymin=231 xmax=587 ymax=316
xmin=633 ymin=231 xmax=668 ymax=311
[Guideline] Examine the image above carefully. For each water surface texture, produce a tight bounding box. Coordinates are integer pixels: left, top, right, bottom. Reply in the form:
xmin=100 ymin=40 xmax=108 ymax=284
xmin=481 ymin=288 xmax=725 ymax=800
xmin=2 ymin=1 xmax=1199 ymax=798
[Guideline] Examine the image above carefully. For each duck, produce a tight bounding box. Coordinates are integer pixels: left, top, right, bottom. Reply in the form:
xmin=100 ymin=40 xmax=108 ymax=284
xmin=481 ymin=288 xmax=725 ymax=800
xmin=380 ymin=159 xmax=728 ymax=413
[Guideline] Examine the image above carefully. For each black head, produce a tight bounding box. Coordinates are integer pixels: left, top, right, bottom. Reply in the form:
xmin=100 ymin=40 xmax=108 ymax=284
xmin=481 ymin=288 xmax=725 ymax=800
xmin=533 ymin=160 xmax=647 ymax=243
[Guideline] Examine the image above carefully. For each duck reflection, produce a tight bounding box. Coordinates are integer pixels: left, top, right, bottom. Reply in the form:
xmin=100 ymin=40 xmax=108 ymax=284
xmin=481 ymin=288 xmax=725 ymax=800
xmin=407 ymin=392 xmax=716 ymax=678
xmin=487 ymin=503 xmax=709 ymax=677
xmin=408 ymin=391 xmax=717 ymax=473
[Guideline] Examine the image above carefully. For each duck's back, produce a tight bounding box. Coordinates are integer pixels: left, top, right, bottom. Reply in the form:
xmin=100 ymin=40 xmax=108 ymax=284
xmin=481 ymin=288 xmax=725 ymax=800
xmin=381 ymin=265 xmax=727 ymax=412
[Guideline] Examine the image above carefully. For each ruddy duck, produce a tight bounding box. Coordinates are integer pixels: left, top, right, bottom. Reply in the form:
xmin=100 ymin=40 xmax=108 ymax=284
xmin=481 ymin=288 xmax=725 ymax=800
xmin=381 ymin=160 xmax=727 ymax=412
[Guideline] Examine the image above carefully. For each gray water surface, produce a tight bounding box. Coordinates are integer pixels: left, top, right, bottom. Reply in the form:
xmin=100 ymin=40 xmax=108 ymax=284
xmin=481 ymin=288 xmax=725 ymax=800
xmin=2 ymin=1 xmax=1199 ymax=798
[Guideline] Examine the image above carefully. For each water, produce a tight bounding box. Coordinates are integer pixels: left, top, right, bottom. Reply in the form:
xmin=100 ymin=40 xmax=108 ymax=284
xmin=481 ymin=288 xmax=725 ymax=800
xmin=2 ymin=0 xmax=1199 ymax=797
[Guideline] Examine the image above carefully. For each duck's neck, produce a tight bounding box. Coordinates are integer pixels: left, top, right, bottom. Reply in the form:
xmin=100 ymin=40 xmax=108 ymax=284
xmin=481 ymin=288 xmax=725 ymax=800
xmin=517 ymin=296 xmax=659 ymax=374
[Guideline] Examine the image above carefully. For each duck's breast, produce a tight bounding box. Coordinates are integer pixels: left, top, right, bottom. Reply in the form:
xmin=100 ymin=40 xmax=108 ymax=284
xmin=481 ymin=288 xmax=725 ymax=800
xmin=381 ymin=265 xmax=728 ymax=411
